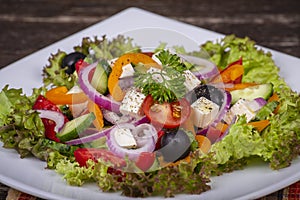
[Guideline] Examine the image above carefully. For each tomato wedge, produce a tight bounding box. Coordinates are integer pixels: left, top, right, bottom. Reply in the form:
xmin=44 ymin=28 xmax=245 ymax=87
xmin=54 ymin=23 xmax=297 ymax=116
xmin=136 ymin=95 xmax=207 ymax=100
xmin=142 ymin=95 xmax=191 ymax=129
xmin=135 ymin=152 xmax=156 ymax=172
xmin=74 ymin=148 xmax=126 ymax=168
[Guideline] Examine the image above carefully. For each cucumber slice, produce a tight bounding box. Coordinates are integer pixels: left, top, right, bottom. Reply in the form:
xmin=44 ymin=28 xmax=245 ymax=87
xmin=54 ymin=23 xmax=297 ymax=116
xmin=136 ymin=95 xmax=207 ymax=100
xmin=57 ymin=112 xmax=95 ymax=142
xmin=91 ymin=62 xmax=108 ymax=94
xmin=230 ymin=83 xmax=273 ymax=104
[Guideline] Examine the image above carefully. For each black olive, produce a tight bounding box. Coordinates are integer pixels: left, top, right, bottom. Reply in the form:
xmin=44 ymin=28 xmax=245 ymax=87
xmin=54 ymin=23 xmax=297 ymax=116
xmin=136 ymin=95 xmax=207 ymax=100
xmin=158 ymin=129 xmax=191 ymax=163
xmin=185 ymin=84 xmax=224 ymax=107
xmin=61 ymin=52 xmax=86 ymax=74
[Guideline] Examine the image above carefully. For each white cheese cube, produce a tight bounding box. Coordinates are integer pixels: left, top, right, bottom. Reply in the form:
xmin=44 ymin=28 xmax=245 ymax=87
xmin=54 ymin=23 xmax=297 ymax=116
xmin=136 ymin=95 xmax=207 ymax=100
xmin=119 ymin=63 xmax=135 ymax=78
xmin=224 ymin=99 xmax=256 ymax=124
xmin=191 ymin=97 xmax=219 ymax=128
xmin=120 ymin=88 xmax=146 ymax=118
xmin=113 ymin=128 xmax=137 ymax=149
xmin=183 ymin=70 xmax=201 ymax=92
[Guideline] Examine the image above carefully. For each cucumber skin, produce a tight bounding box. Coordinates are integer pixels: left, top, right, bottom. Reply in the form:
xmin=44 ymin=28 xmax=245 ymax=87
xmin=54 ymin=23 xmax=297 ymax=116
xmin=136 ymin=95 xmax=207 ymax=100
xmin=91 ymin=63 xmax=108 ymax=94
xmin=230 ymin=83 xmax=273 ymax=104
xmin=57 ymin=112 xmax=95 ymax=142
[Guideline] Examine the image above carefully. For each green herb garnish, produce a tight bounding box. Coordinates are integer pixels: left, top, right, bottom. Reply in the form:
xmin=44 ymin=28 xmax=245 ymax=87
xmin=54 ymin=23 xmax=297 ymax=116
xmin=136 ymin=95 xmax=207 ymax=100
xmin=155 ymin=50 xmax=189 ymax=72
xmin=134 ymin=66 xmax=186 ymax=103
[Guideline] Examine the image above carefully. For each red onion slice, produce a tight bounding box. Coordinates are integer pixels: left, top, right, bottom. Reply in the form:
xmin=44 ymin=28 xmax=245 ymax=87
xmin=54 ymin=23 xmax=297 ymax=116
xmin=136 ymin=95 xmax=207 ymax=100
xmin=211 ymin=90 xmax=232 ymax=126
xmin=36 ymin=109 xmax=65 ymax=132
xmin=78 ymin=62 xmax=121 ymax=112
xmin=179 ymin=54 xmax=219 ymax=80
xmin=249 ymin=98 xmax=267 ymax=111
xmin=107 ymin=123 xmax=157 ymax=160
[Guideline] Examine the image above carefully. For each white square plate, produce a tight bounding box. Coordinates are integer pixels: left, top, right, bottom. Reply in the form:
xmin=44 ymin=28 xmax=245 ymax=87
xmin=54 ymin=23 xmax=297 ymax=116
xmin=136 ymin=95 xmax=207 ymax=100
xmin=0 ymin=7 xmax=300 ymax=200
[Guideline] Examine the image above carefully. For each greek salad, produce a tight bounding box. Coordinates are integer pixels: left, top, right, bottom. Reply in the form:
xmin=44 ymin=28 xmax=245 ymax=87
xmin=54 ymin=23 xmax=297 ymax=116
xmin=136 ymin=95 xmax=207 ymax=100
xmin=0 ymin=35 xmax=299 ymax=198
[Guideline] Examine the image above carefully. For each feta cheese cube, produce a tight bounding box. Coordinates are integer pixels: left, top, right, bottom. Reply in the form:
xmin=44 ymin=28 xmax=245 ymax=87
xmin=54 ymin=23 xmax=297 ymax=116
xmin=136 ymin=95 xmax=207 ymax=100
xmin=120 ymin=88 xmax=146 ymax=118
xmin=119 ymin=63 xmax=135 ymax=78
xmin=113 ymin=128 xmax=137 ymax=149
xmin=183 ymin=70 xmax=201 ymax=92
xmin=224 ymin=99 xmax=256 ymax=124
xmin=191 ymin=97 xmax=219 ymax=128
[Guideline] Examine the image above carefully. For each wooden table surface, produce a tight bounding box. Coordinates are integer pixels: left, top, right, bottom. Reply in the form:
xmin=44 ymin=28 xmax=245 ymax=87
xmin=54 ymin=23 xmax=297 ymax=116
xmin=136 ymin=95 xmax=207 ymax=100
xmin=0 ymin=0 xmax=299 ymax=199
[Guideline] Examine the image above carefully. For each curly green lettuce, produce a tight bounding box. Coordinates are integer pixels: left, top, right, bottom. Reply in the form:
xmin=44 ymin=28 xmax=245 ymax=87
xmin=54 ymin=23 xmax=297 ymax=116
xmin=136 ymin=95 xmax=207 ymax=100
xmin=201 ymin=35 xmax=300 ymax=172
xmin=42 ymin=35 xmax=141 ymax=89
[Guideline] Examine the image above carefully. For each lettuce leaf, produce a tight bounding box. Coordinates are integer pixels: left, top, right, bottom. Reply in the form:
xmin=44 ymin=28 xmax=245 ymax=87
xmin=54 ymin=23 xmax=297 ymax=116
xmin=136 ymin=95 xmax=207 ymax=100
xmin=202 ymin=35 xmax=300 ymax=172
xmin=42 ymin=35 xmax=140 ymax=89
xmin=201 ymin=35 xmax=286 ymax=90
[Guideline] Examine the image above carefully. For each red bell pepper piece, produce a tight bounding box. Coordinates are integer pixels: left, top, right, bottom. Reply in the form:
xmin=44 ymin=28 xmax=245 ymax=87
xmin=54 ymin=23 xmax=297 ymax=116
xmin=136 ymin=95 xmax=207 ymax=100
xmin=33 ymin=95 xmax=68 ymax=142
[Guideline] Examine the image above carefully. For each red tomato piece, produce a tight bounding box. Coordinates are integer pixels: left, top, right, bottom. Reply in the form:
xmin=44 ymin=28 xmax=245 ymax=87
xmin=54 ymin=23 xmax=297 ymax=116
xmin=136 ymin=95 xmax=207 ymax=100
xmin=135 ymin=152 xmax=156 ymax=172
xmin=75 ymin=59 xmax=89 ymax=73
xmin=155 ymin=130 xmax=165 ymax=150
xmin=142 ymin=95 xmax=191 ymax=129
xmin=74 ymin=148 xmax=127 ymax=169
xmin=33 ymin=95 xmax=68 ymax=142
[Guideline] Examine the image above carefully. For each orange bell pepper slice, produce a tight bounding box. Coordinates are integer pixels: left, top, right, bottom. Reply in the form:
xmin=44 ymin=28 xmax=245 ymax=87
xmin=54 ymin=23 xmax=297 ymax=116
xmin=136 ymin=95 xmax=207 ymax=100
xmin=225 ymin=82 xmax=258 ymax=91
xmin=267 ymin=92 xmax=280 ymax=114
xmin=212 ymin=64 xmax=244 ymax=83
xmin=87 ymin=100 xmax=104 ymax=130
xmin=107 ymin=53 xmax=160 ymax=101
xmin=45 ymin=86 xmax=88 ymax=105
xmin=248 ymin=120 xmax=270 ymax=132
xmin=195 ymin=135 xmax=212 ymax=154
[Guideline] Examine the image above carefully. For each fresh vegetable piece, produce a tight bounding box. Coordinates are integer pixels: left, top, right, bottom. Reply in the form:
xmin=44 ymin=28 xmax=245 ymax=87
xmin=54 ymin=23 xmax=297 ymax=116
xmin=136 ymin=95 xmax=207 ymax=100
xmin=75 ymin=59 xmax=89 ymax=73
xmin=155 ymin=130 xmax=166 ymax=150
xmin=135 ymin=152 xmax=156 ymax=172
xmin=195 ymin=135 xmax=211 ymax=154
xmin=42 ymin=50 xmax=77 ymax=89
xmin=225 ymin=82 xmax=258 ymax=91
xmin=268 ymin=92 xmax=281 ymax=113
xmin=33 ymin=95 xmax=69 ymax=142
xmin=158 ymin=129 xmax=191 ymax=162
xmin=106 ymin=123 xmax=157 ymax=161
xmin=90 ymin=62 xmax=108 ymax=94
xmin=254 ymin=101 xmax=279 ymax=121
xmin=230 ymin=83 xmax=273 ymax=104
xmin=74 ymin=148 xmax=126 ymax=168
xmin=108 ymin=53 xmax=159 ymax=101
xmin=248 ymin=120 xmax=270 ymax=132
xmin=212 ymin=63 xmax=244 ymax=84
xmin=205 ymin=126 xmax=223 ymax=144
xmin=87 ymin=100 xmax=104 ymax=130
xmin=78 ymin=62 xmax=121 ymax=112
xmin=35 ymin=110 xmax=65 ymax=133
xmin=57 ymin=112 xmax=95 ymax=142
xmin=142 ymin=95 xmax=191 ymax=129
xmin=45 ymin=86 xmax=88 ymax=105
xmin=61 ymin=52 xmax=86 ymax=74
